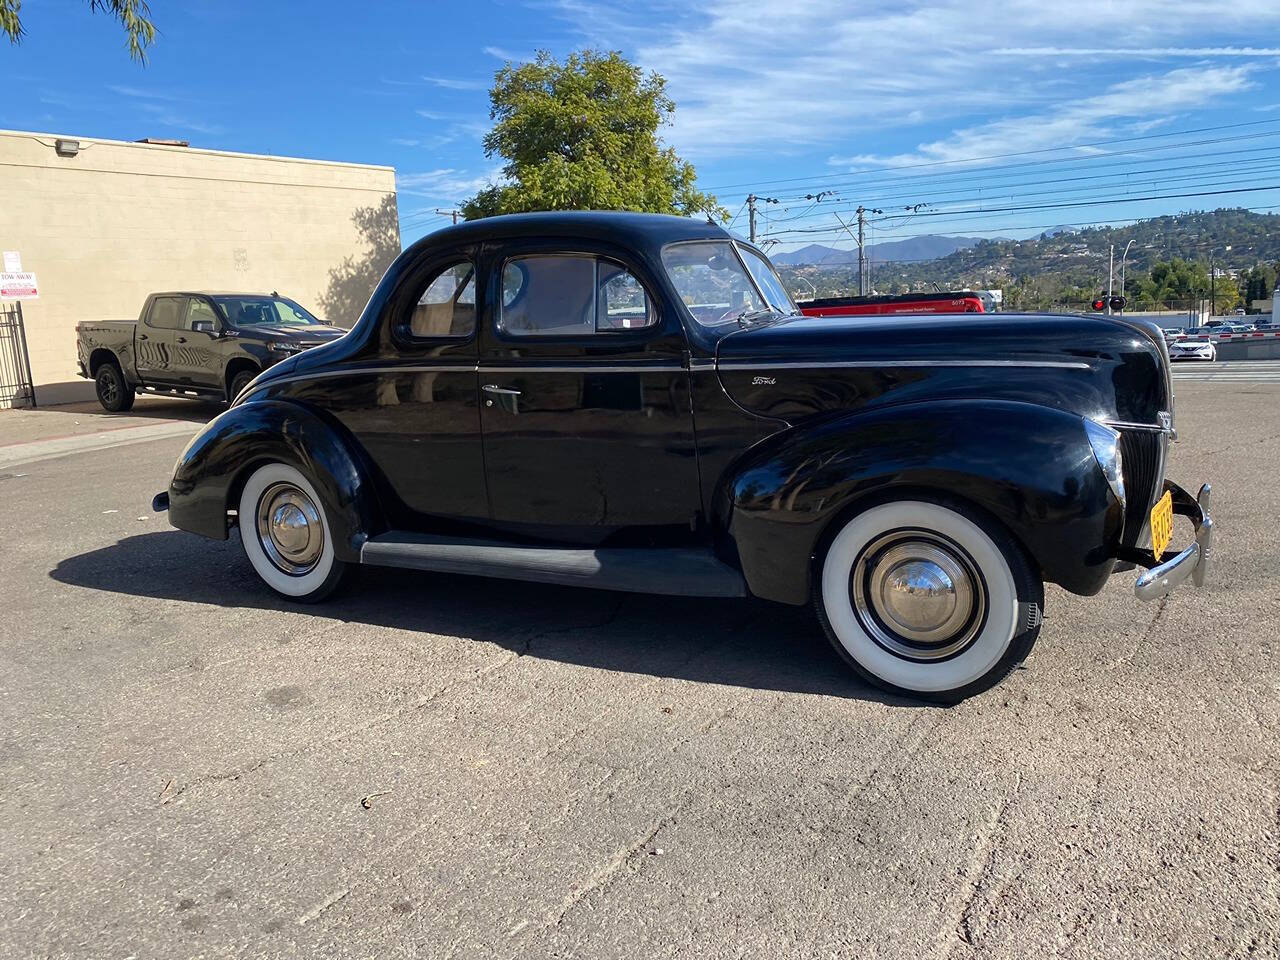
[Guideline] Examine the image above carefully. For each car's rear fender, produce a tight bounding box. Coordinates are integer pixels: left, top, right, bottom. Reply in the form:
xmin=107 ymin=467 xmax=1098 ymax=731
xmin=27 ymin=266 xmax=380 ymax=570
xmin=167 ymin=399 xmax=386 ymax=560
xmin=720 ymin=399 xmax=1124 ymax=605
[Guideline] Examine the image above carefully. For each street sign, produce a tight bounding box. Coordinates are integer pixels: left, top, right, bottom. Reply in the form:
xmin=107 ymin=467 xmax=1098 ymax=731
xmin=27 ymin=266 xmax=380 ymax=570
xmin=0 ymin=272 xmax=38 ymax=300
xmin=2 ymin=251 xmax=20 ymax=272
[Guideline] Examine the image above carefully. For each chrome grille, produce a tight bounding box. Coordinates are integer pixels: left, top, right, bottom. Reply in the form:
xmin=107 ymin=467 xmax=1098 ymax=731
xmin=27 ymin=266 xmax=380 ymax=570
xmin=1118 ymin=429 xmax=1164 ymax=547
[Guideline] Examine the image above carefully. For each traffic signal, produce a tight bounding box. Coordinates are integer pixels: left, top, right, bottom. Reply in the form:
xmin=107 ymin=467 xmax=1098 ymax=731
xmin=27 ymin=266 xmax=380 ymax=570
xmin=1090 ymin=295 xmax=1127 ymax=312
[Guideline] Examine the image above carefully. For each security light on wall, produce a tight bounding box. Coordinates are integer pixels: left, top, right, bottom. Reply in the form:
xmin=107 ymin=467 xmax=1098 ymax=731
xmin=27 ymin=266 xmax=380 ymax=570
xmin=54 ymin=139 xmax=80 ymax=157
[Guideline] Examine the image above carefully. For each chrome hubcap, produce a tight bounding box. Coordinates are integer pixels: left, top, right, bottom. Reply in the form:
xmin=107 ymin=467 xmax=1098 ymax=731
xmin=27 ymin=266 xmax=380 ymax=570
xmin=256 ymin=482 xmax=324 ymax=575
xmin=852 ymin=532 xmax=986 ymax=660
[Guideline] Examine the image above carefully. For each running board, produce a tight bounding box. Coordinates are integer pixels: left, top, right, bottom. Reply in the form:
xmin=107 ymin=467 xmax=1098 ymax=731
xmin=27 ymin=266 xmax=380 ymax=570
xmin=360 ymin=532 xmax=747 ymax=598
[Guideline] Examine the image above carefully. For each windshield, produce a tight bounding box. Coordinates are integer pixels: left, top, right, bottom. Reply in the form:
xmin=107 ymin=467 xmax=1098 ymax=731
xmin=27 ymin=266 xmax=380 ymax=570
xmin=214 ymin=295 xmax=323 ymax=328
xmin=737 ymin=245 xmax=797 ymax=314
xmin=661 ymin=241 xmax=768 ymax=326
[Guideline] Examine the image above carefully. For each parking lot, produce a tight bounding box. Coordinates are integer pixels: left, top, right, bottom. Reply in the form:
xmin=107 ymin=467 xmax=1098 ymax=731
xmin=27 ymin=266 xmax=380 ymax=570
xmin=1 ymin=380 xmax=1277 ymax=958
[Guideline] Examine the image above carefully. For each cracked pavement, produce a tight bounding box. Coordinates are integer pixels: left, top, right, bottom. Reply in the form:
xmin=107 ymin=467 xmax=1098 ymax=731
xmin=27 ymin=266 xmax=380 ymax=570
xmin=0 ymin=382 xmax=1277 ymax=958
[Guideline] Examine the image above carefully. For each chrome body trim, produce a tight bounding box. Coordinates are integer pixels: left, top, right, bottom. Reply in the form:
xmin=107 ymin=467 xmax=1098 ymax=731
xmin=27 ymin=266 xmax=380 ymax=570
xmin=1102 ymin=414 xmax=1174 ymax=435
xmin=1134 ymin=483 xmax=1213 ymax=601
xmin=717 ymin=359 xmax=1093 ymax=371
xmin=477 ymin=365 xmax=687 ymax=374
xmin=238 ymin=362 xmax=689 ymax=401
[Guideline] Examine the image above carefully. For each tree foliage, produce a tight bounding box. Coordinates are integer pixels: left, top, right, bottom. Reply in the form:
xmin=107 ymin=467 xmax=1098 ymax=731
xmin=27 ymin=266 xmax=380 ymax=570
xmin=460 ymin=50 xmax=725 ymax=222
xmin=1130 ymin=257 xmax=1239 ymax=312
xmin=2 ymin=0 xmax=155 ymax=61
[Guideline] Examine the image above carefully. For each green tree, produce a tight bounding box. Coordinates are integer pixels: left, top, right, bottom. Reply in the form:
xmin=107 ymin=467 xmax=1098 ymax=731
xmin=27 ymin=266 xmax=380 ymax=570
xmin=2 ymin=0 xmax=155 ymax=61
xmin=460 ymin=50 xmax=725 ymax=222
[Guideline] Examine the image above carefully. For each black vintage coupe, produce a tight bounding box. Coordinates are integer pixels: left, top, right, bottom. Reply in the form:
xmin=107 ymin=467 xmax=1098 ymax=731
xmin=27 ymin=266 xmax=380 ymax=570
xmin=156 ymin=212 xmax=1212 ymax=701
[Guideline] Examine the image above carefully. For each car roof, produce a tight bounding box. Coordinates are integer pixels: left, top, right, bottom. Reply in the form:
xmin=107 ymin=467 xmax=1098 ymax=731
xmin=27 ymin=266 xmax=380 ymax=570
xmin=408 ymin=210 xmax=735 ymax=256
xmin=151 ymin=291 xmax=293 ymax=298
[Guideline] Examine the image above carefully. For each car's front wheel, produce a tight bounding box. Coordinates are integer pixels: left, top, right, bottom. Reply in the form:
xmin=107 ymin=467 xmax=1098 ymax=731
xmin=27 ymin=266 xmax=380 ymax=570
xmin=237 ymin=462 xmax=352 ymax=603
xmin=814 ymin=496 xmax=1043 ymax=703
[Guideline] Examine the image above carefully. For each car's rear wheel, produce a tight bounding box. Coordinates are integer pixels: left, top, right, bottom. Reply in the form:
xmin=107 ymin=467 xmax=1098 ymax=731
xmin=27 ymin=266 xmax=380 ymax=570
xmin=237 ymin=462 xmax=351 ymax=603
xmin=813 ymin=496 xmax=1043 ymax=703
xmin=94 ymin=361 xmax=135 ymax=412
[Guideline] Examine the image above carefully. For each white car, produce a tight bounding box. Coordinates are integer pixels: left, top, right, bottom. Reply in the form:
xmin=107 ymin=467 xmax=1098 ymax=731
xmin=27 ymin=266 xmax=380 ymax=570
xmin=1168 ymin=338 xmax=1217 ymax=361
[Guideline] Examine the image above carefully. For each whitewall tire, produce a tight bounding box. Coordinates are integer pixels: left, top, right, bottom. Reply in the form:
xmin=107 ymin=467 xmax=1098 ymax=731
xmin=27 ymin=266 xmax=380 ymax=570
xmin=814 ymin=497 xmax=1042 ymax=703
xmin=238 ymin=462 xmax=351 ymax=603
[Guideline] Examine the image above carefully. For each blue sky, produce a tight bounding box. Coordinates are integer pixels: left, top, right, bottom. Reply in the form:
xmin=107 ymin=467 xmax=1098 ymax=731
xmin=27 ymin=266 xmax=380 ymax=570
xmin=6 ymin=0 xmax=1280 ymax=254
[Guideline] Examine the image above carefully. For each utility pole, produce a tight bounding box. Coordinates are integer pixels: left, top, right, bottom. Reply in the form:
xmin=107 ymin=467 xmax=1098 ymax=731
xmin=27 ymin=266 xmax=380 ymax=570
xmin=747 ymin=194 xmax=757 ymax=242
xmin=1107 ymin=244 xmax=1114 ymax=315
xmin=435 ymin=208 xmax=460 ymax=225
xmin=857 ymin=206 xmax=868 ymax=295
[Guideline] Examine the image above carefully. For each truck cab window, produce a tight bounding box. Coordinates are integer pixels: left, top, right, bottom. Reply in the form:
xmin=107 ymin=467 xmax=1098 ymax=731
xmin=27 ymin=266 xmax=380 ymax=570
xmin=186 ymin=298 xmax=218 ymax=332
xmin=147 ymin=296 xmax=186 ymax=330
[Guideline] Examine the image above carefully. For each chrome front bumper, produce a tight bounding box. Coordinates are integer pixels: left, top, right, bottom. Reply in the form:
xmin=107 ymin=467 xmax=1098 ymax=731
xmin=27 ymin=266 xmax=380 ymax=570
xmin=1133 ymin=481 xmax=1213 ymax=601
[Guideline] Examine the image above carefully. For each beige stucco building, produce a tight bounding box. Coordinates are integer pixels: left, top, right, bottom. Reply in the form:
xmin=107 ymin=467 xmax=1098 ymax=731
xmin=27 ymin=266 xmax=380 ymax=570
xmin=0 ymin=129 xmax=398 ymax=404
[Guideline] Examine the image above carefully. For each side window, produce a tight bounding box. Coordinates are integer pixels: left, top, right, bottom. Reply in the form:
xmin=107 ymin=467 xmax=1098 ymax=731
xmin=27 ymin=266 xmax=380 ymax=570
xmin=598 ymin=262 xmax=654 ymax=330
xmin=147 ymin=296 xmax=186 ymax=330
xmin=185 ymin=298 xmax=218 ymax=331
xmin=499 ymin=256 xmax=655 ymax=336
xmin=404 ymin=261 xmax=475 ymax=340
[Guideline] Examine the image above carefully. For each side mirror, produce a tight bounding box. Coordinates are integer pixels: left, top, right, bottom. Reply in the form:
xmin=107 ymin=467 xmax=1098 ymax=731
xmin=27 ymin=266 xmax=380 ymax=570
xmin=191 ymin=319 xmax=217 ymax=335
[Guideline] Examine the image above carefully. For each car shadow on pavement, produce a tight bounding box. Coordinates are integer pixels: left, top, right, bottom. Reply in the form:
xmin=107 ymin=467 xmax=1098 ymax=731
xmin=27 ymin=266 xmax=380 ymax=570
xmin=49 ymin=530 xmax=918 ymax=704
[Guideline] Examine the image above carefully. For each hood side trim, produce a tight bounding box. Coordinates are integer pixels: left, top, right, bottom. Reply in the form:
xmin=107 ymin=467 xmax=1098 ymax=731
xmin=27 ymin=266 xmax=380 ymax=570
xmin=717 ymin=359 xmax=1092 ymax=371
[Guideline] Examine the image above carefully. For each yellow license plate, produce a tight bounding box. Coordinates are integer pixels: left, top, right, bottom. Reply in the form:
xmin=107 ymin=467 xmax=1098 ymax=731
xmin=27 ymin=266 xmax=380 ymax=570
xmin=1150 ymin=491 xmax=1174 ymax=560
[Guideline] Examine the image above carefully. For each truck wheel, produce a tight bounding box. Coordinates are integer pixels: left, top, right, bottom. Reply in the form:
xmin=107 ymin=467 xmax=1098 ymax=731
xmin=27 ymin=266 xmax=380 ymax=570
xmin=229 ymin=369 xmax=257 ymax=403
xmin=813 ymin=496 xmax=1043 ymax=703
xmin=94 ymin=362 xmax=135 ymax=412
xmin=237 ymin=462 xmax=352 ymax=603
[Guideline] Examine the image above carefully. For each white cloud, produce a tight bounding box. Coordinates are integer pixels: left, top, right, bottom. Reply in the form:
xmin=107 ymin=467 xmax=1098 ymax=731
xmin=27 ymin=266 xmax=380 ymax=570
xmin=483 ymin=45 xmax=524 ymax=61
xmin=397 ymin=167 xmax=503 ymax=202
xmin=993 ymin=46 xmax=1280 ymax=57
xmin=108 ymin=85 xmax=188 ymax=102
xmin=832 ymin=65 xmax=1258 ymax=169
xmin=542 ymin=0 xmax=1280 ymax=157
xmin=421 ymin=75 xmax=489 ymax=91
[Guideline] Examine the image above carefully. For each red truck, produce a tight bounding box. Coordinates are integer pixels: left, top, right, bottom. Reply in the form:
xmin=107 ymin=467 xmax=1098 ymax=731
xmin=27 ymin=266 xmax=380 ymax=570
xmin=798 ymin=291 xmax=988 ymax=317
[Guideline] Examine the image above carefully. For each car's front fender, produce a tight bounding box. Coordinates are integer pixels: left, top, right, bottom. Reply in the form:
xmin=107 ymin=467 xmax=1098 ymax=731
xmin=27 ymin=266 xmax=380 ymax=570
xmin=167 ymin=399 xmax=385 ymax=560
xmin=722 ymin=399 xmax=1123 ymax=605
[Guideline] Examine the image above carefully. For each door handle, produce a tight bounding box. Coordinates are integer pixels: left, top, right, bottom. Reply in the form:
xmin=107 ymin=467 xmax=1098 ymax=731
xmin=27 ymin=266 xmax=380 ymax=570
xmin=138 ymin=334 xmax=149 ymax=341
xmin=482 ymin=383 xmax=521 ymax=414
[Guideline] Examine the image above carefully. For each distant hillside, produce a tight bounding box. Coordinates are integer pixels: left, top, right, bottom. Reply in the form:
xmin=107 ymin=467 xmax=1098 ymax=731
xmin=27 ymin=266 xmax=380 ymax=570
xmin=772 ymin=235 xmax=986 ymax=266
xmin=776 ymin=208 xmax=1280 ymax=310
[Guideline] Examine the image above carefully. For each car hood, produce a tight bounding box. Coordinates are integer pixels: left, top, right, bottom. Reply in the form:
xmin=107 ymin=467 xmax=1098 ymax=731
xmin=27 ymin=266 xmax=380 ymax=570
xmin=713 ymin=311 xmax=1169 ymax=426
xmin=235 ymin=324 xmax=347 ymax=343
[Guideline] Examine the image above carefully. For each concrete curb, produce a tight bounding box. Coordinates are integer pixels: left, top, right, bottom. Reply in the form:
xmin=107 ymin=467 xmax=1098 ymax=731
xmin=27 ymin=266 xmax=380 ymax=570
xmin=0 ymin=420 xmax=197 ymax=469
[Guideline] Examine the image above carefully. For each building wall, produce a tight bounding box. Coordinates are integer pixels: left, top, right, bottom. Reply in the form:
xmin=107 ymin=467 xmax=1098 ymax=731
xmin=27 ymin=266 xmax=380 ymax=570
xmin=0 ymin=129 xmax=398 ymax=404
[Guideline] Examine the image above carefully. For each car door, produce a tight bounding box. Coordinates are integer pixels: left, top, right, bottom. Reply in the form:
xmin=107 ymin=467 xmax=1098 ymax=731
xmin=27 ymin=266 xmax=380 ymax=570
xmin=477 ymin=242 xmax=700 ymax=536
xmin=134 ymin=295 xmax=186 ymax=384
xmin=169 ymin=296 xmax=225 ymax=389
xmin=315 ymin=253 xmax=488 ymax=524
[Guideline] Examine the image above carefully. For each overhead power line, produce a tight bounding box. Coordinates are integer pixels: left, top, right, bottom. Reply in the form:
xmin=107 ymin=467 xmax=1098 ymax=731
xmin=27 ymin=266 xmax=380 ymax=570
xmin=763 ymin=151 xmax=1280 ymax=226
xmin=704 ymin=116 xmax=1280 ymax=193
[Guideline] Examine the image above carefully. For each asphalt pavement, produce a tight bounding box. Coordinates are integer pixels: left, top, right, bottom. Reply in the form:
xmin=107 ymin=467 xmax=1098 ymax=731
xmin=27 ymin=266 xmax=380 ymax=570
xmin=0 ymin=382 xmax=1276 ymax=959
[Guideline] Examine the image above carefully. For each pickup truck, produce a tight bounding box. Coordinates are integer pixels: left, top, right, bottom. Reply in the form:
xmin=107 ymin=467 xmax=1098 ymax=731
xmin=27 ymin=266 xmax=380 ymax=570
xmin=76 ymin=291 xmax=347 ymax=411
xmin=155 ymin=212 xmax=1212 ymax=702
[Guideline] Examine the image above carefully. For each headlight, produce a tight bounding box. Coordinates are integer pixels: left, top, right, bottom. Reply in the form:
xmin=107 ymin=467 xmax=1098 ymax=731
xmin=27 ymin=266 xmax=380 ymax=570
xmin=268 ymin=341 xmax=302 ymax=354
xmin=1084 ymin=419 xmax=1125 ymax=504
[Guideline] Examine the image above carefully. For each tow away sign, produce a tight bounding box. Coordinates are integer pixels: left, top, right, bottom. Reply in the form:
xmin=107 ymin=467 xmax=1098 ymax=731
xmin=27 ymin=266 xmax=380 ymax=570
xmin=0 ymin=272 xmax=38 ymax=300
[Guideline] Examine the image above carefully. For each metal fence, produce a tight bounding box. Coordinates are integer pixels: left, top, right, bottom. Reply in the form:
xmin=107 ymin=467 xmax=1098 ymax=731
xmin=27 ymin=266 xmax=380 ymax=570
xmin=0 ymin=303 xmax=35 ymax=409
